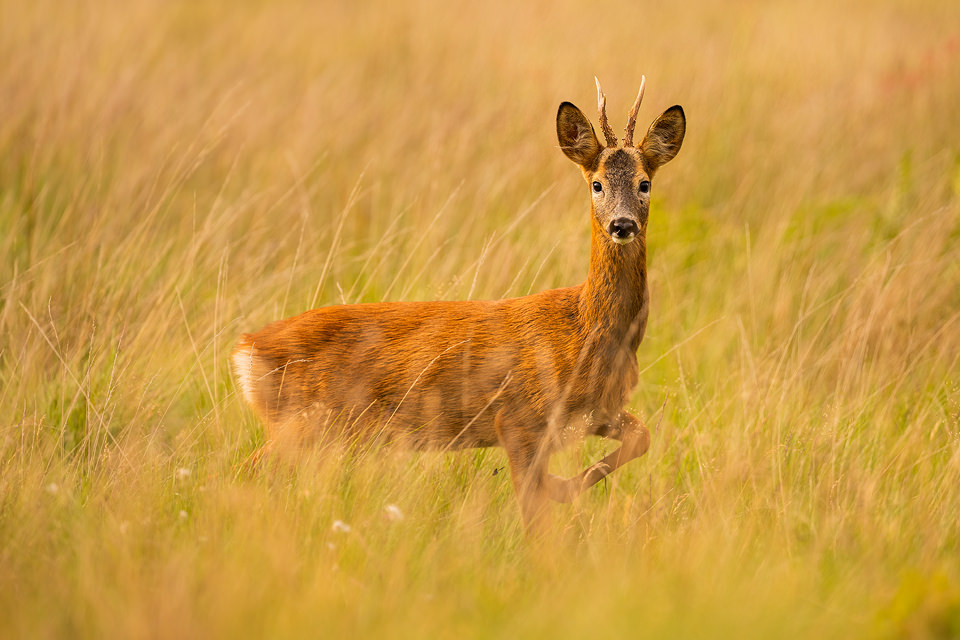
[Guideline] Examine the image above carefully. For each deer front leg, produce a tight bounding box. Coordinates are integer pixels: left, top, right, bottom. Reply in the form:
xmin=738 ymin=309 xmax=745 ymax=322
xmin=545 ymin=411 xmax=650 ymax=503
xmin=493 ymin=408 xmax=553 ymax=532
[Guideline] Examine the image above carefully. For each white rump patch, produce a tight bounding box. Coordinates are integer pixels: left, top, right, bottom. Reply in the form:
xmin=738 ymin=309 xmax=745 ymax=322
xmin=231 ymin=342 xmax=257 ymax=407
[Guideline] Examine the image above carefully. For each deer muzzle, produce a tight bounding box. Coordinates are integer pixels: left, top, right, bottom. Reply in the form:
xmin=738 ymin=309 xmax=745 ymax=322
xmin=608 ymin=218 xmax=639 ymax=245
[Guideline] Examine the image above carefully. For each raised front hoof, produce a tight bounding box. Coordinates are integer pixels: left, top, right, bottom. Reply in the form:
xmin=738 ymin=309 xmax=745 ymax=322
xmin=544 ymin=462 xmax=613 ymax=504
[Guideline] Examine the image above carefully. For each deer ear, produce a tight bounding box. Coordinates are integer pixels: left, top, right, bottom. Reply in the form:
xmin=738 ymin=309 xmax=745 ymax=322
xmin=640 ymin=105 xmax=685 ymax=175
xmin=557 ymin=102 xmax=602 ymax=169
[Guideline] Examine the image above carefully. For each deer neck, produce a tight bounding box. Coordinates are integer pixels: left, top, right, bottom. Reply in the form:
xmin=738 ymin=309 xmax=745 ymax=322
xmin=578 ymin=216 xmax=648 ymax=348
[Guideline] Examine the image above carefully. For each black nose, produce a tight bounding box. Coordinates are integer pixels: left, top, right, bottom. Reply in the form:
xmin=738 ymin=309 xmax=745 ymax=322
xmin=608 ymin=218 xmax=639 ymax=241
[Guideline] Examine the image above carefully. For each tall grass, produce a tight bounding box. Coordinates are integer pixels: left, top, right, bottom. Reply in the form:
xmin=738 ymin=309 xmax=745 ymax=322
xmin=2 ymin=0 xmax=959 ymax=637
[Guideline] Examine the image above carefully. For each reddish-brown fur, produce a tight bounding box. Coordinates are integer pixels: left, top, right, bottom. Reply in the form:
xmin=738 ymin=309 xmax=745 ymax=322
xmin=233 ymin=83 xmax=686 ymax=527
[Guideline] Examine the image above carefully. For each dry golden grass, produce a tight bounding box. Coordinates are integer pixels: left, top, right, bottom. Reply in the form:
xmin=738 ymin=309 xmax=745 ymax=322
xmin=2 ymin=0 xmax=959 ymax=637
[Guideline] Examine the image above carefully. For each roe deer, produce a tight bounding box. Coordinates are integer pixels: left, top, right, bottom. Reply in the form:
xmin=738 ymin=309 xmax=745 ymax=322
xmin=233 ymin=78 xmax=685 ymax=528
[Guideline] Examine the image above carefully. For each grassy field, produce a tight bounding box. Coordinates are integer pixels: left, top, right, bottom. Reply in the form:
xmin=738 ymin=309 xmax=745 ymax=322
xmin=2 ymin=0 xmax=960 ymax=637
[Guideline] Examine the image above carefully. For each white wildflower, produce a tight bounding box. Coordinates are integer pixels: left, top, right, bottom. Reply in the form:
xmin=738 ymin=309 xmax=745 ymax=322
xmin=384 ymin=504 xmax=404 ymax=522
xmin=176 ymin=467 xmax=191 ymax=480
xmin=331 ymin=520 xmax=351 ymax=533
xmin=179 ymin=510 xmax=189 ymax=521
xmin=45 ymin=483 xmax=59 ymax=495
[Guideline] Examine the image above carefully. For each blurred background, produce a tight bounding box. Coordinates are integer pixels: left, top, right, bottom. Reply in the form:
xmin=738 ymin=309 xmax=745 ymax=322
xmin=1 ymin=0 xmax=959 ymax=637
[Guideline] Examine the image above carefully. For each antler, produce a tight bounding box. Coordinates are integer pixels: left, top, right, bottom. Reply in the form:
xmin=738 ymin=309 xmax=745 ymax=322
xmin=594 ymin=77 xmax=618 ymax=147
xmin=623 ymin=75 xmax=646 ymax=146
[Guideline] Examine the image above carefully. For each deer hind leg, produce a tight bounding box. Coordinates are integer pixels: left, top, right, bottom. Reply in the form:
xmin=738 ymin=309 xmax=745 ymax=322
xmin=545 ymin=411 xmax=650 ymax=504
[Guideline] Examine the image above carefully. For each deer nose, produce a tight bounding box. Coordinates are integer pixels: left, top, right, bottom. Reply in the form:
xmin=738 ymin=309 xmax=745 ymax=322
xmin=608 ymin=218 xmax=639 ymax=245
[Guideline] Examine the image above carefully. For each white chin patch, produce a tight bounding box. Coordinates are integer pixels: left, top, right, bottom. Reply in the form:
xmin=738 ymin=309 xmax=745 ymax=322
xmin=611 ymin=235 xmax=635 ymax=245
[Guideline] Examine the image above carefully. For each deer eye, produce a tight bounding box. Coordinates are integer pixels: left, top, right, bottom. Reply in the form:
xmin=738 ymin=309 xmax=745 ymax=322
xmin=639 ymin=180 xmax=651 ymax=194
xmin=592 ymin=181 xmax=603 ymax=193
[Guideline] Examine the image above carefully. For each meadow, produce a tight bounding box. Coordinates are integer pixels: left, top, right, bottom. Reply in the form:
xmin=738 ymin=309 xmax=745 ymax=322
xmin=2 ymin=0 xmax=959 ymax=637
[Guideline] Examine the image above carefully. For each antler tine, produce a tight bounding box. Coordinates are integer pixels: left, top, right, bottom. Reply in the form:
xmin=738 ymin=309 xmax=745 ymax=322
xmin=623 ymin=75 xmax=646 ymax=147
xmin=595 ymin=76 xmax=618 ymax=147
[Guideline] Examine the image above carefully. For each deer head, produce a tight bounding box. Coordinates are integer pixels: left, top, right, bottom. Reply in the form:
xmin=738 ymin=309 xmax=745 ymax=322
xmin=557 ymin=77 xmax=686 ymax=245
